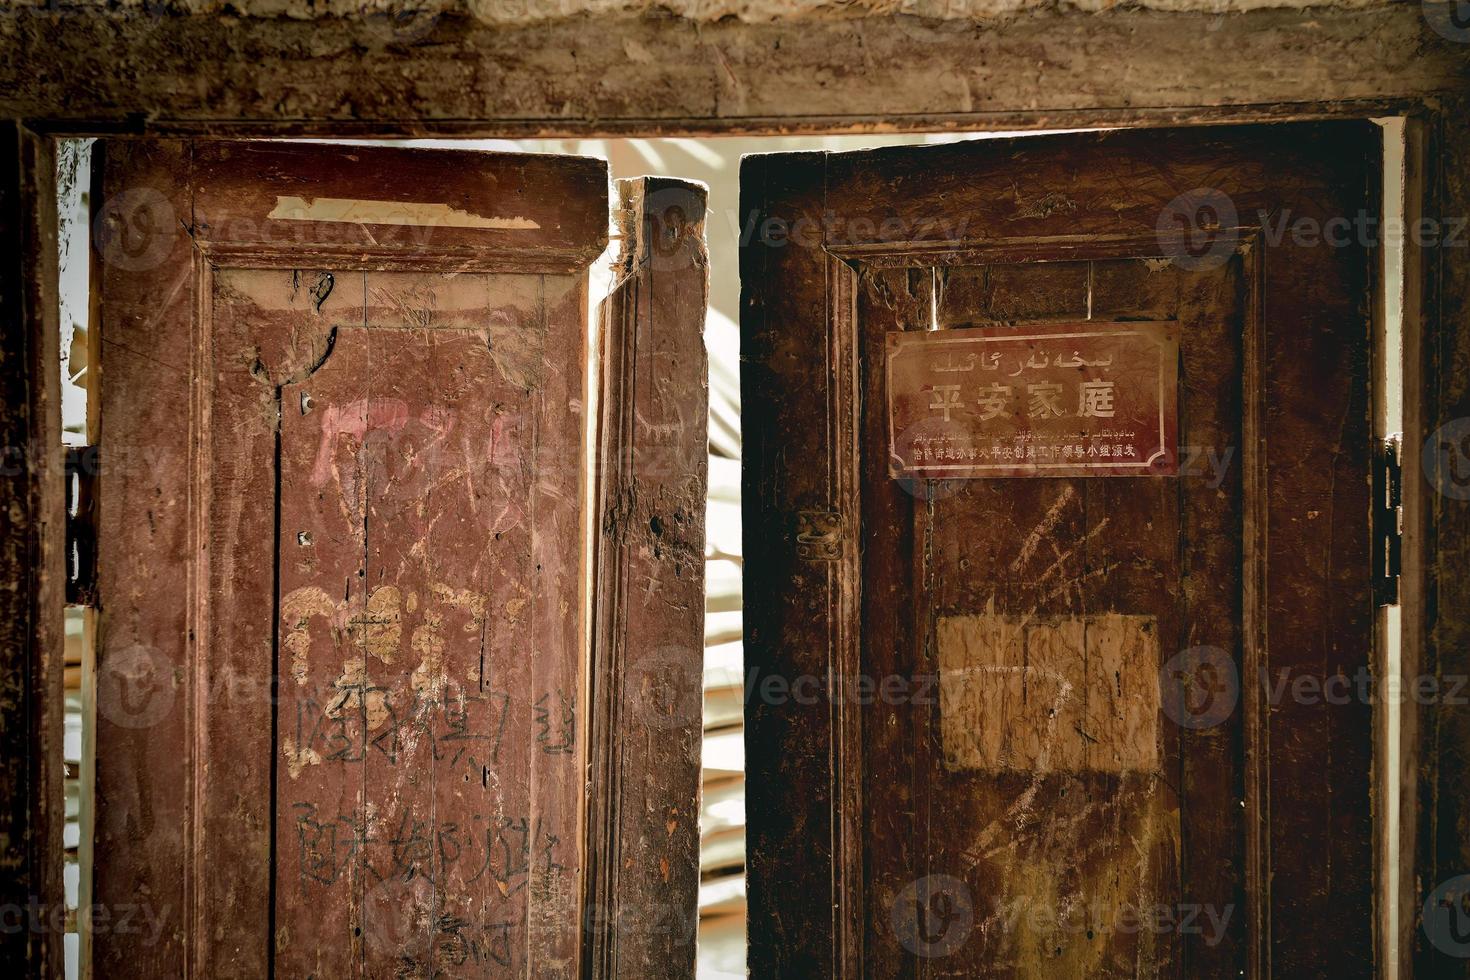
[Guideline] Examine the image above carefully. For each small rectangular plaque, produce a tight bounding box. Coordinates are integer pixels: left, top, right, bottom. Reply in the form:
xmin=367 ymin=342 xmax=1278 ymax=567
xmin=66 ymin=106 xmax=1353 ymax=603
xmin=886 ymin=321 xmax=1179 ymax=479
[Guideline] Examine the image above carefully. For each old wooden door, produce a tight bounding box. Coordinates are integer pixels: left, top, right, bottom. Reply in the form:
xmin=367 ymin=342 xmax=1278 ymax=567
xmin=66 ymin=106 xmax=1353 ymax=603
xmin=743 ymin=123 xmax=1381 ymax=977
xmin=89 ymin=142 xmax=706 ymax=978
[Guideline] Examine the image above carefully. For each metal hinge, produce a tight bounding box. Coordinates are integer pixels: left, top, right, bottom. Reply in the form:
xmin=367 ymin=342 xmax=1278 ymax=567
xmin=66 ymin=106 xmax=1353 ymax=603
xmin=795 ymin=509 xmax=844 ymax=562
xmin=1374 ymin=433 xmax=1403 ymax=607
xmin=66 ymin=445 xmax=99 ymax=607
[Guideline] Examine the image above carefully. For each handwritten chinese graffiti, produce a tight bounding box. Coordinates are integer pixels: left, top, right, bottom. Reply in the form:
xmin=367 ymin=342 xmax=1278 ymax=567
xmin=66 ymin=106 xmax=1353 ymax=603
xmin=293 ymin=802 xmax=568 ymax=972
xmin=276 ymin=573 xmax=578 ymax=974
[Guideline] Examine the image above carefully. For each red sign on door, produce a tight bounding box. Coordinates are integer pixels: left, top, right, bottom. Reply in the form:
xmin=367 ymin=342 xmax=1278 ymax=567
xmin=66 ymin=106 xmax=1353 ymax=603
xmin=886 ymin=321 xmax=1179 ymax=479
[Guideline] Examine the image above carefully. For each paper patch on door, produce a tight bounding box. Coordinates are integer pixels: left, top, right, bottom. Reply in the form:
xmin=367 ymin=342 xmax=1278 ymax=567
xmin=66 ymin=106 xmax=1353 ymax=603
xmin=937 ymin=613 xmax=1160 ymax=774
xmin=886 ymin=321 xmax=1178 ymax=479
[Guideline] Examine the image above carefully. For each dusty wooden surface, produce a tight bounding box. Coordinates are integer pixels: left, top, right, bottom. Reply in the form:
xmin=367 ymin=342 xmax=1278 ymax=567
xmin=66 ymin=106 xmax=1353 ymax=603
xmin=743 ymin=122 xmax=1378 ymax=976
xmin=0 ymin=123 xmax=66 ymax=977
xmin=0 ymin=7 xmax=1465 ymax=133
xmin=1412 ymin=99 xmax=1470 ymax=979
xmin=936 ymin=614 xmax=1161 ymax=775
xmin=92 ymin=138 xmax=609 ymax=976
xmin=585 ymin=176 xmax=708 ymax=978
xmin=0 ymin=0 xmax=1415 ymax=23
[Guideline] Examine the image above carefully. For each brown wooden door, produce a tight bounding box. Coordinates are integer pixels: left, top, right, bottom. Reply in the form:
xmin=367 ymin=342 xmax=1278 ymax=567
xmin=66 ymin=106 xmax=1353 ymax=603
xmin=90 ymin=143 xmax=706 ymax=978
xmin=742 ymin=123 xmax=1381 ymax=978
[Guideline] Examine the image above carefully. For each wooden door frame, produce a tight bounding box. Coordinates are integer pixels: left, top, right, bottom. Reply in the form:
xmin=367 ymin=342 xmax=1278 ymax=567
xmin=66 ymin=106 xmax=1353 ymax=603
xmin=2 ymin=9 xmax=1467 ymax=975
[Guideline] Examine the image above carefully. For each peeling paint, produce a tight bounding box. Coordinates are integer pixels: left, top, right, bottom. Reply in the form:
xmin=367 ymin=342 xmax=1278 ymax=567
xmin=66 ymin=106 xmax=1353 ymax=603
xmin=281 ymin=585 xmax=338 ymax=686
xmin=268 ymin=195 xmax=540 ymax=230
xmin=281 ymin=736 xmax=323 ymax=779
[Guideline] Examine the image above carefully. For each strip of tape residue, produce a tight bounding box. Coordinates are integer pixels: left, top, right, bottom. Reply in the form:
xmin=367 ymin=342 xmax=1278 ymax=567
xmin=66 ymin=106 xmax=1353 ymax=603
xmin=269 ymin=195 xmax=540 ymax=230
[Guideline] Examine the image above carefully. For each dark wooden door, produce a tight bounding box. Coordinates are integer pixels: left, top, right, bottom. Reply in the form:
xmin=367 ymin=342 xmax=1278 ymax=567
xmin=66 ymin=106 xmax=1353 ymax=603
xmin=742 ymin=123 xmax=1381 ymax=978
xmin=90 ymin=142 xmax=706 ymax=978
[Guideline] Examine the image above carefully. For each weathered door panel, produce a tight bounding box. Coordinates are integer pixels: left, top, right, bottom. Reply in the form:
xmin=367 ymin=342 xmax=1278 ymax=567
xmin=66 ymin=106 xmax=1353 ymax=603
xmin=742 ymin=124 xmax=1378 ymax=978
xmin=92 ymin=140 xmax=704 ymax=979
xmin=585 ymin=177 xmax=709 ymax=978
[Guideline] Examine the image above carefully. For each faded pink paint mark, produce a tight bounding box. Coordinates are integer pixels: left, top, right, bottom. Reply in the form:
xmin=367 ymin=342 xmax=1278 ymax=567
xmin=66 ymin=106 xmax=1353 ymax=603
xmin=311 ymin=397 xmax=411 ymax=486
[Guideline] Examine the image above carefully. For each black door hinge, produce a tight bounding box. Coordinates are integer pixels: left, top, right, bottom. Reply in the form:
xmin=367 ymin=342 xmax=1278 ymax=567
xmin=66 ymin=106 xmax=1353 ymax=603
xmin=1374 ymin=433 xmax=1402 ymax=607
xmin=66 ymin=445 xmax=99 ymax=607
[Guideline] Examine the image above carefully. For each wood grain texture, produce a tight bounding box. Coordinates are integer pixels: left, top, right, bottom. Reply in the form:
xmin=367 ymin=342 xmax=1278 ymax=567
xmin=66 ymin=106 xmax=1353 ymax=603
xmin=0 ymin=8 xmax=1465 ymax=134
xmin=585 ymin=177 xmax=708 ymax=979
xmin=936 ymin=614 xmax=1161 ymax=775
xmin=92 ymin=139 xmax=608 ymax=977
xmin=1411 ymin=97 xmax=1470 ymax=980
xmin=0 ymin=123 xmax=66 ymax=979
xmin=742 ymin=122 xmax=1378 ymax=977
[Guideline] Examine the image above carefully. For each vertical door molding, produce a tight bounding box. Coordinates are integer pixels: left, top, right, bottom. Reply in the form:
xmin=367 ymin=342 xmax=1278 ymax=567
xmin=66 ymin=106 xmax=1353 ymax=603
xmin=1410 ymin=96 xmax=1470 ymax=980
xmin=0 ymin=123 xmax=65 ymax=980
xmin=584 ymin=175 xmax=709 ymax=979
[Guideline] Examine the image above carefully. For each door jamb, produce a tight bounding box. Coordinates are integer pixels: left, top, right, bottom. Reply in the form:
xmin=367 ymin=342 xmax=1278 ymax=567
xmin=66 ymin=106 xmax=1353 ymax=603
xmin=5 ymin=97 xmax=1463 ymax=979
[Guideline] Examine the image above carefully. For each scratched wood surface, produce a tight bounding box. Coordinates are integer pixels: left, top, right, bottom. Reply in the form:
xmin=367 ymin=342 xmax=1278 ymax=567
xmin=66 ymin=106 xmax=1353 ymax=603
xmin=743 ymin=124 xmax=1378 ymax=977
xmin=935 ymin=614 xmax=1161 ymax=775
xmin=93 ymin=140 xmax=608 ymax=977
xmin=0 ymin=124 xmax=67 ymax=978
xmin=585 ymin=177 xmax=708 ymax=978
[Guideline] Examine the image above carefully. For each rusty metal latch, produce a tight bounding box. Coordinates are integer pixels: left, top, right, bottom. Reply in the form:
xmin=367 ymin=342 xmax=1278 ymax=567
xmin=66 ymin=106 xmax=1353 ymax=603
xmin=66 ymin=445 xmax=99 ymax=607
xmin=795 ymin=509 xmax=843 ymax=562
xmin=1374 ymin=433 xmax=1402 ymax=607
